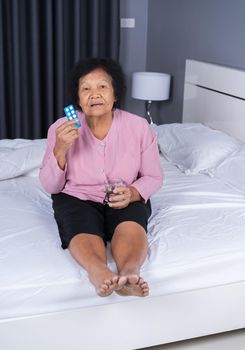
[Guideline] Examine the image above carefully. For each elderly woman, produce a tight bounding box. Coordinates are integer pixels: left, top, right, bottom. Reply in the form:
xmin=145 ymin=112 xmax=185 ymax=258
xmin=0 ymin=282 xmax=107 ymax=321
xmin=39 ymin=58 xmax=163 ymax=297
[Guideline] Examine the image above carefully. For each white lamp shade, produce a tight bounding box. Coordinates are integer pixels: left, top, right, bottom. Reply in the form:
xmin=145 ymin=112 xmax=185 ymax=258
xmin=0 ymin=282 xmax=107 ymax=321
xmin=132 ymin=72 xmax=171 ymax=101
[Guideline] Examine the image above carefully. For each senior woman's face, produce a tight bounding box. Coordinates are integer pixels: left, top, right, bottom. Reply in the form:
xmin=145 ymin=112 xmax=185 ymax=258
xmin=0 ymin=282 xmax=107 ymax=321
xmin=78 ymin=68 xmax=116 ymax=118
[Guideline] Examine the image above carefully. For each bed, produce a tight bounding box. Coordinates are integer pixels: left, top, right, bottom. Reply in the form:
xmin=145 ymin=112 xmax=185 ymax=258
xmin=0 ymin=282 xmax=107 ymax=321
xmin=1 ymin=59 xmax=245 ymax=350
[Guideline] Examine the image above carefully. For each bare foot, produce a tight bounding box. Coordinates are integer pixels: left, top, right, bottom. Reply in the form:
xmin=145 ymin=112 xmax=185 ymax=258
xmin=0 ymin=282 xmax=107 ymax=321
xmin=89 ymin=269 xmax=127 ymax=297
xmin=115 ymin=274 xmax=149 ymax=297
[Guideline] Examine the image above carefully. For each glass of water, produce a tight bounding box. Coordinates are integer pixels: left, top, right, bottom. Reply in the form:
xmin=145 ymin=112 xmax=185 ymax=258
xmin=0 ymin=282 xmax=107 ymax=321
xmin=103 ymin=178 xmax=125 ymax=204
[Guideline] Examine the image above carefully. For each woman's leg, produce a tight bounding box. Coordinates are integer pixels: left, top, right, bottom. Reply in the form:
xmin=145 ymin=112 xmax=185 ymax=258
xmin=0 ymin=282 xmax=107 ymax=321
xmin=110 ymin=221 xmax=149 ymax=297
xmin=68 ymin=233 xmax=127 ymax=297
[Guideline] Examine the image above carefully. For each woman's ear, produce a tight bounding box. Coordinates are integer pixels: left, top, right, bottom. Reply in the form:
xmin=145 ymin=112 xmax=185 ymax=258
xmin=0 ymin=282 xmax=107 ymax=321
xmin=76 ymin=103 xmax=83 ymax=111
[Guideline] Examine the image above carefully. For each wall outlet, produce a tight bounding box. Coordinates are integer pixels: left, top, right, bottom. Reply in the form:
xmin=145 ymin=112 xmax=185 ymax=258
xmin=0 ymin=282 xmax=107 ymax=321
xmin=120 ymin=18 xmax=135 ymax=28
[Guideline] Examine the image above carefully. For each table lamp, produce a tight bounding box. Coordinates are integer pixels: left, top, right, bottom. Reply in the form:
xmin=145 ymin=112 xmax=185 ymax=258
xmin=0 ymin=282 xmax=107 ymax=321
xmin=132 ymin=72 xmax=171 ymax=124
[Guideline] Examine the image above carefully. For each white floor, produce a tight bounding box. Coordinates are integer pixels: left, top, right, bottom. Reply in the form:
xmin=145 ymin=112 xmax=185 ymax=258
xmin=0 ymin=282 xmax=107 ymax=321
xmin=141 ymin=329 xmax=245 ymax=350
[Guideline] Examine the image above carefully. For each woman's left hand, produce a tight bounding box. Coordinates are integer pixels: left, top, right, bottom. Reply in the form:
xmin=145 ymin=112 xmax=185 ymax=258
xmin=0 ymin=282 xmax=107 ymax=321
xmin=108 ymin=186 xmax=141 ymax=209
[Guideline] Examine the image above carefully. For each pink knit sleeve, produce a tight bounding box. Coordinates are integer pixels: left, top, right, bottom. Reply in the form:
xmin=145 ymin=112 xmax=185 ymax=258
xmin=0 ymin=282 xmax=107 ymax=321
xmin=131 ymin=123 xmax=163 ymax=202
xmin=39 ymin=123 xmax=67 ymax=194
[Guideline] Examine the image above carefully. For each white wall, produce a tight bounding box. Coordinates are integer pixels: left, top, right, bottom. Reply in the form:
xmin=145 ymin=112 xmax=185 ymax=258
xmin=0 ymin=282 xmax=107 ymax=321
xmin=147 ymin=0 xmax=245 ymax=124
xmin=119 ymin=0 xmax=148 ymax=116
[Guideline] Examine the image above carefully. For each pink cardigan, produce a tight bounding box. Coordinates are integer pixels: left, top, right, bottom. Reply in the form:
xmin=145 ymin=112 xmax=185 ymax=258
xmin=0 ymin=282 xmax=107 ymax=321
xmin=39 ymin=109 xmax=163 ymax=203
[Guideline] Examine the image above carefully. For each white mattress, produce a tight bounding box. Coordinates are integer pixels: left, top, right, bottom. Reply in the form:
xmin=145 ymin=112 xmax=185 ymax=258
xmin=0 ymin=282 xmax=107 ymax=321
xmin=1 ymin=156 xmax=245 ymax=320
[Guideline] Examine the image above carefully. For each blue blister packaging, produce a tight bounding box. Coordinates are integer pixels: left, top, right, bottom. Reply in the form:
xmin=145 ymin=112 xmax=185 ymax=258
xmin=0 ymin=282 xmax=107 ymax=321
xmin=64 ymin=104 xmax=81 ymax=127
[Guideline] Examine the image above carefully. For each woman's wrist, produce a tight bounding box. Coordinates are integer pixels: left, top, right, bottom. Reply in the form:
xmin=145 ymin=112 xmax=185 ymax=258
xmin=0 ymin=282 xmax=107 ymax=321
xmin=128 ymin=186 xmax=142 ymax=202
xmin=53 ymin=147 xmax=67 ymax=170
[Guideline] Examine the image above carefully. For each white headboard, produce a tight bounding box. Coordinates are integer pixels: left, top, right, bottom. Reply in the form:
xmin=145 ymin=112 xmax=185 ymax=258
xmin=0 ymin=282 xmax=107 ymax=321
xmin=182 ymin=59 xmax=245 ymax=143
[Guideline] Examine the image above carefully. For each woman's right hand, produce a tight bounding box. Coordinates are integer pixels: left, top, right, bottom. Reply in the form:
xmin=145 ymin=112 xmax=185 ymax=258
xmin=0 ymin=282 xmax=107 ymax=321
xmin=53 ymin=120 xmax=80 ymax=170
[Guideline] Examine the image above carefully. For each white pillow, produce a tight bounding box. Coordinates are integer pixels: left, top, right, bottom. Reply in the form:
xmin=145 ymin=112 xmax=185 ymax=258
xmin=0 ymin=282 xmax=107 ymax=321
xmin=213 ymin=145 xmax=245 ymax=194
xmin=0 ymin=139 xmax=47 ymax=180
xmin=154 ymin=123 xmax=241 ymax=175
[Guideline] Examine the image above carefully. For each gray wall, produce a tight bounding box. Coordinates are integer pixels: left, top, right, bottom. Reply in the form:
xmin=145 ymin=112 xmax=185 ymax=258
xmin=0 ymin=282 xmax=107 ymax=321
xmin=147 ymin=0 xmax=245 ymax=124
xmin=119 ymin=0 xmax=148 ymax=116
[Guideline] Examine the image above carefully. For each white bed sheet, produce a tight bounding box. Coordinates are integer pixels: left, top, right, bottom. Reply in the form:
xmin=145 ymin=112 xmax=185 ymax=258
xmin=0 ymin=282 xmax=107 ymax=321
xmin=1 ymin=156 xmax=245 ymax=320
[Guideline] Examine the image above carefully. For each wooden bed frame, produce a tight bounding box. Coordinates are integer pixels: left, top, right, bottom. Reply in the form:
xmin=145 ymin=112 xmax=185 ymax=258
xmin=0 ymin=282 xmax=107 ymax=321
xmin=1 ymin=59 xmax=245 ymax=350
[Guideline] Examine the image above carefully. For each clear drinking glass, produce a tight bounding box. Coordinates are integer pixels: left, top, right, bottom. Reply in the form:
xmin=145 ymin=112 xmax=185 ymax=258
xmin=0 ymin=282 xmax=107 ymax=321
xmin=103 ymin=178 xmax=125 ymax=204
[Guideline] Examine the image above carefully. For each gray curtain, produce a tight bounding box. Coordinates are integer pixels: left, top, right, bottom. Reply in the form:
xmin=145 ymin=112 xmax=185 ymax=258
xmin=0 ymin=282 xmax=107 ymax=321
xmin=0 ymin=0 xmax=120 ymax=139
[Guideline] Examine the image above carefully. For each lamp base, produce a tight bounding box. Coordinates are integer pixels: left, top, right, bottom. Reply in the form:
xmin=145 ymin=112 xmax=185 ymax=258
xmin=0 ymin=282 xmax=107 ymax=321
xmin=145 ymin=100 xmax=154 ymax=124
